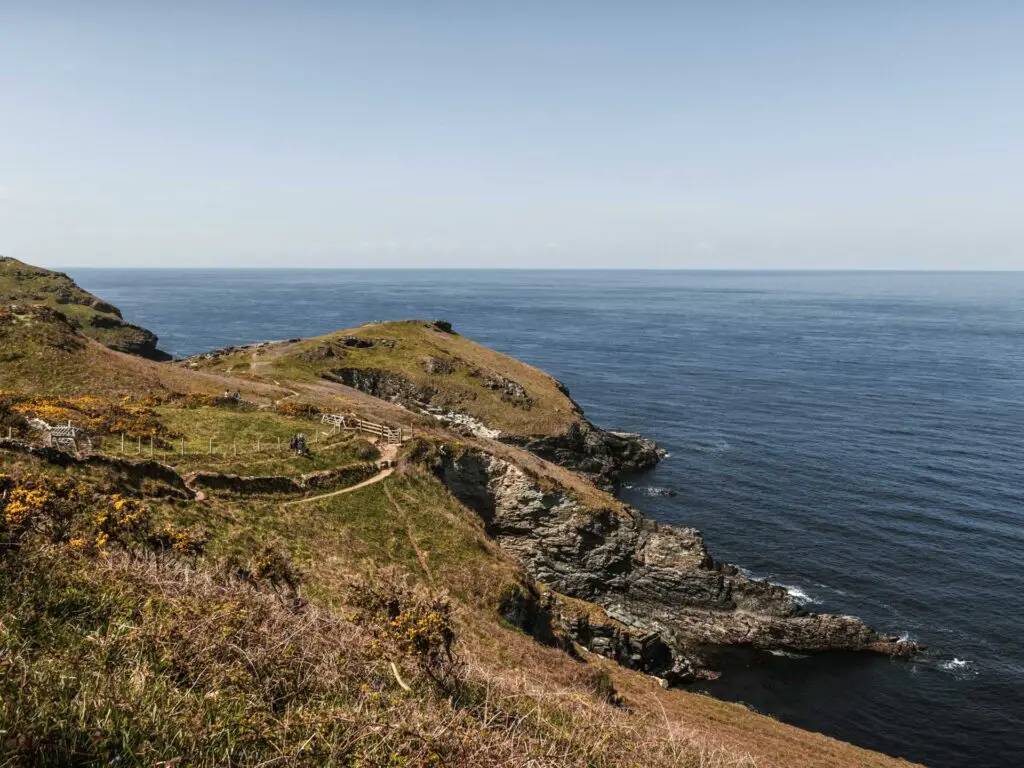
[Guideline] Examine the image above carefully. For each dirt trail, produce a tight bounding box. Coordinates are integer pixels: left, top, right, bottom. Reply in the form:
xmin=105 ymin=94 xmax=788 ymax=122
xmin=280 ymin=442 xmax=398 ymax=508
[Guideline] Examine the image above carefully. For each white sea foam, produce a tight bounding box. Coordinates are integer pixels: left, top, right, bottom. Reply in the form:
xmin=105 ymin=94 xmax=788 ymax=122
xmin=640 ymin=486 xmax=676 ymax=497
xmin=941 ymin=657 xmax=973 ymax=672
xmin=768 ymin=649 xmax=809 ymax=659
xmin=692 ymin=438 xmax=731 ymax=454
xmin=939 ymin=657 xmax=979 ymax=680
xmin=779 ymin=584 xmax=819 ymax=605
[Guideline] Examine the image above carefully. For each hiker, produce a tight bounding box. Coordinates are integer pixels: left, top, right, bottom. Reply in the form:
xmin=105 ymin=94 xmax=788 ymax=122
xmin=233 ymin=390 xmax=241 ymax=402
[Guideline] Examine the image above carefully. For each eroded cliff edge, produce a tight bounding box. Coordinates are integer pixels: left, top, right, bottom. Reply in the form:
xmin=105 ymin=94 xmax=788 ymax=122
xmin=325 ymin=356 xmax=663 ymax=491
xmin=428 ymin=445 xmax=915 ymax=682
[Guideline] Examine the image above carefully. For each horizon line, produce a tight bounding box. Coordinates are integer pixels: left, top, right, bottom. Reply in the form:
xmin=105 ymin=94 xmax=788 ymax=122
xmin=56 ymin=266 xmax=1024 ymax=273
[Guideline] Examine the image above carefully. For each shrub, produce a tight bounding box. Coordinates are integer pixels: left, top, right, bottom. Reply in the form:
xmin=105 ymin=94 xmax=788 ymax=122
xmin=0 ymin=472 xmax=87 ymax=549
xmin=0 ymin=472 xmax=204 ymax=560
xmin=147 ymin=523 xmax=206 ymax=558
xmin=274 ymin=399 xmax=321 ymax=420
xmin=348 ymin=568 xmax=463 ymax=694
xmin=2 ymin=391 xmax=174 ymax=444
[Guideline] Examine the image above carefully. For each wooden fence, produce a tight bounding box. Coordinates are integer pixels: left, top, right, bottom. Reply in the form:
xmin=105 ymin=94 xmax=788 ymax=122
xmin=321 ymin=414 xmax=405 ymax=445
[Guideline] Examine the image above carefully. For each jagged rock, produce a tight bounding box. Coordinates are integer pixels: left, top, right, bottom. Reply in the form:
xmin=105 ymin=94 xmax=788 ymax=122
xmin=431 ymin=447 xmax=918 ymax=679
xmin=504 ymin=421 xmax=663 ymax=492
xmin=322 ymin=367 xmax=435 ymax=404
xmin=339 ymin=336 xmax=396 ymax=349
xmin=89 ymin=299 xmax=122 ymax=317
xmin=470 ymin=368 xmax=533 ymax=408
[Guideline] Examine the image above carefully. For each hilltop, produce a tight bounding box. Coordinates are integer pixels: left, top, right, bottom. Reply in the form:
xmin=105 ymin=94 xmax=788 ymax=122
xmin=0 ymin=260 xmax=920 ymax=767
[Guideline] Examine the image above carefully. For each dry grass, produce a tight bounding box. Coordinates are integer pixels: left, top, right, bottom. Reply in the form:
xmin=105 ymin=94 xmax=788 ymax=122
xmin=0 ymin=419 xmax=921 ymax=768
xmin=0 ymin=530 xmax=756 ymax=767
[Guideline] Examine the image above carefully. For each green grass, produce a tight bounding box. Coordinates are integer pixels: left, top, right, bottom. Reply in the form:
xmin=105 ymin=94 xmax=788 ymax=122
xmin=145 ymin=463 xmax=518 ymax=613
xmin=188 ymin=320 xmax=585 ymax=437
xmin=93 ymin=405 xmax=380 ymax=475
xmin=0 ymin=256 xmax=165 ymax=358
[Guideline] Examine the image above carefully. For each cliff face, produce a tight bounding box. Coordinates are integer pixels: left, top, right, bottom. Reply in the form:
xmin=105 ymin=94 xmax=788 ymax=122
xmin=324 ymin=362 xmax=662 ymax=490
xmin=433 ymin=446 xmax=914 ymax=681
xmin=502 ymin=420 xmax=663 ymax=492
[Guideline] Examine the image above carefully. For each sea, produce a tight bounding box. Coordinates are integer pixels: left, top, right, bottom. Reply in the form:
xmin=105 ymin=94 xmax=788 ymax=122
xmin=67 ymin=268 xmax=1024 ymax=768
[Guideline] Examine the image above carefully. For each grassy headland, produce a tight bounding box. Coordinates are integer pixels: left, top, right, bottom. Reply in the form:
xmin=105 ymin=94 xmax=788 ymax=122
xmin=0 ymin=259 xmax=920 ymax=767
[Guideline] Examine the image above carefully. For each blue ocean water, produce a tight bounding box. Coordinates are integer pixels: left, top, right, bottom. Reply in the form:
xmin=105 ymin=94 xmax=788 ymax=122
xmin=68 ymin=268 xmax=1024 ymax=767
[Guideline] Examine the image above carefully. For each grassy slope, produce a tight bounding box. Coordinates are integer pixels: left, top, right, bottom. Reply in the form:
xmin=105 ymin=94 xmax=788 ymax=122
xmin=185 ymin=320 xmax=584 ymax=437
xmin=0 ymin=265 xmax=921 ymax=766
xmin=0 ymin=446 xmax=919 ymax=767
xmin=0 ymin=256 xmax=167 ymax=358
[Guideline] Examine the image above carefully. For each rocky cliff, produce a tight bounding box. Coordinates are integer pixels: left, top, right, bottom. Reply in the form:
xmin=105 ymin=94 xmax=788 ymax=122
xmin=502 ymin=419 xmax=663 ymax=492
xmin=431 ymin=445 xmax=915 ymax=682
xmin=325 ymin=364 xmax=662 ymax=490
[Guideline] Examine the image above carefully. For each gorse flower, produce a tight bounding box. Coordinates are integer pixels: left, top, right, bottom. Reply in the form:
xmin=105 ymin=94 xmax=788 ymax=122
xmin=0 ymin=471 xmax=203 ymax=559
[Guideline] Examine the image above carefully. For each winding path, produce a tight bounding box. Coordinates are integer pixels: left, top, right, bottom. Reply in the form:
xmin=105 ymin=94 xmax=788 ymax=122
xmin=280 ymin=442 xmax=398 ymax=508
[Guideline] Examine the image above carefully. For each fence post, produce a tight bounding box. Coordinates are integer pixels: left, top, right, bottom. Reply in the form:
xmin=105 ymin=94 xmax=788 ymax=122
xmin=121 ymin=433 xmax=125 ymax=454
xmin=257 ymin=435 xmax=261 ymax=453
xmin=233 ymin=440 xmax=237 ymax=456
xmin=209 ymin=437 xmax=213 ymax=455
xmin=137 ymin=436 xmax=141 ymax=455
xmin=149 ymin=436 xmax=154 ymax=457
xmin=181 ymin=437 xmax=185 ymax=456
xmin=277 ymin=436 xmax=281 ymax=451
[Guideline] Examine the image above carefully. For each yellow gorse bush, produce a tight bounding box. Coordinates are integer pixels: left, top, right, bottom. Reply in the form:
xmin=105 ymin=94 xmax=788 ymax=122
xmin=0 ymin=471 xmax=203 ymax=558
xmin=1 ymin=390 xmax=173 ymax=440
xmin=3 ymin=487 xmax=56 ymax=527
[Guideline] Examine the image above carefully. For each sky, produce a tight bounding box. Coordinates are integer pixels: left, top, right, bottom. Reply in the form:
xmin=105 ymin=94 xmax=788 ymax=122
xmin=1 ymin=2 xmax=1022 ymax=269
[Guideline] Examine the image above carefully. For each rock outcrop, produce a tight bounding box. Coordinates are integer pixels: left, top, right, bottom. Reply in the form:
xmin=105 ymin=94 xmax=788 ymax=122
xmin=88 ymin=314 xmax=171 ymax=361
xmin=431 ymin=446 xmax=916 ymax=681
xmin=321 ymin=367 xmax=436 ymax=404
xmin=331 ymin=365 xmax=662 ymax=490
xmin=503 ymin=420 xmax=663 ymax=492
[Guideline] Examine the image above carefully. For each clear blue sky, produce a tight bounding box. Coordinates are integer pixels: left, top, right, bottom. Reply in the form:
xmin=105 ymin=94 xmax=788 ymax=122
xmin=1 ymin=2 xmax=1022 ymax=269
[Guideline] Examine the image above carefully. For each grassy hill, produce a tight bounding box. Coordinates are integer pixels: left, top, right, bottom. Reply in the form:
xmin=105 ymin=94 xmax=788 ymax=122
xmin=0 ymin=256 xmax=170 ymax=360
xmin=183 ymin=320 xmax=584 ymax=438
xmin=0 ymin=262 xmax=921 ymax=767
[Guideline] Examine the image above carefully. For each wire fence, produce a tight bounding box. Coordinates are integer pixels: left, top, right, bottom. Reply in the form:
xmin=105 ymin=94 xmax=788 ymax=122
xmin=114 ymin=430 xmax=330 ymax=458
